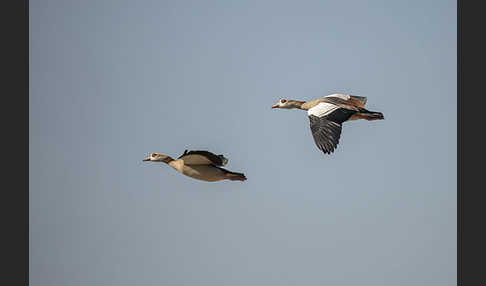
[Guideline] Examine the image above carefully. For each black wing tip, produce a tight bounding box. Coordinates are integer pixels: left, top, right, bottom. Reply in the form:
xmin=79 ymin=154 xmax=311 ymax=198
xmin=318 ymin=146 xmax=337 ymax=154
xmin=314 ymin=131 xmax=340 ymax=154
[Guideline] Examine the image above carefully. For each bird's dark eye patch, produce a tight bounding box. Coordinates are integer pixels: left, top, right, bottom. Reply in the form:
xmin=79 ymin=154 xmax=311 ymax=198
xmin=151 ymin=153 xmax=157 ymax=157
xmin=281 ymin=99 xmax=287 ymax=103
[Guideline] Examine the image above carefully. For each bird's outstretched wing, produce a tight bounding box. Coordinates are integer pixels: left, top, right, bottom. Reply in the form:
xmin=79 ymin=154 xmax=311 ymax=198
xmin=178 ymin=150 xmax=228 ymax=166
xmin=324 ymin=94 xmax=367 ymax=108
xmin=308 ymin=115 xmax=343 ymax=154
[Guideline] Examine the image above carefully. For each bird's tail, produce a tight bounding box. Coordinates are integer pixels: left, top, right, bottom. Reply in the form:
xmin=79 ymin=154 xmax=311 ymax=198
xmin=217 ymin=166 xmax=247 ymax=181
xmin=225 ymin=171 xmax=247 ymax=181
xmin=356 ymin=109 xmax=385 ymax=120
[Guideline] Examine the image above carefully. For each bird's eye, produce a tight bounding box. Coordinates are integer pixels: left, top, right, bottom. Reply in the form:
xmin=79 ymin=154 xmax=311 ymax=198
xmin=281 ymin=99 xmax=287 ymax=103
xmin=151 ymin=153 xmax=157 ymax=157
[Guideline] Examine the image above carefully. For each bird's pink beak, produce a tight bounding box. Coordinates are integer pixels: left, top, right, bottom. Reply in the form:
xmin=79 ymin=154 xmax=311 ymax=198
xmin=271 ymin=104 xmax=279 ymax=109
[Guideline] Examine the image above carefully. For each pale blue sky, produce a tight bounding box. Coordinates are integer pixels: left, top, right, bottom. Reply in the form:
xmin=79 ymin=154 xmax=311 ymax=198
xmin=30 ymin=1 xmax=456 ymax=285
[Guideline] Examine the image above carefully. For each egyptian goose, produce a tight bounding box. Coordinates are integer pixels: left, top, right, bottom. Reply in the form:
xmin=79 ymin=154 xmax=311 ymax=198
xmin=272 ymin=93 xmax=384 ymax=154
xmin=143 ymin=150 xmax=247 ymax=182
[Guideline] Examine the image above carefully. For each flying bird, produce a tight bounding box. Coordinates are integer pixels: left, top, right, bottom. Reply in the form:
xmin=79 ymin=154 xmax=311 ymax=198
xmin=143 ymin=150 xmax=247 ymax=182
xmin=272 ymin=93 xmax=384 ymax=154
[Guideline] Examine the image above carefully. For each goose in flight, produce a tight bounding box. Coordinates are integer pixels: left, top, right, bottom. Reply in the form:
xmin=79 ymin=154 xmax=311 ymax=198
xmin=272 ymin=93 xmax=384 ymax=154
xmin=143 ymin=150 xmax=247 ymax=182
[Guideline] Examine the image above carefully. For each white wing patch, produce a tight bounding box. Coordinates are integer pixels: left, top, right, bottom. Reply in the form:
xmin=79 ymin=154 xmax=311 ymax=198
xmin=325 ymin=93 xmax=350 ymax=100
xmin=307 ymin=102 xmax=339 ymax=117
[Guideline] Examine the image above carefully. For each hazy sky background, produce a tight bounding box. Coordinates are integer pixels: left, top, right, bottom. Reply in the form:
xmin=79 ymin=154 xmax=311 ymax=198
xmin=30 ymin=1 xmax=456 ymax=285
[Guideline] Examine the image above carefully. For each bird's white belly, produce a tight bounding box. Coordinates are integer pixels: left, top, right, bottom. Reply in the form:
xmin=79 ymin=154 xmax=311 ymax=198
xmin=181 ymin=165 xmax=226 ymax=182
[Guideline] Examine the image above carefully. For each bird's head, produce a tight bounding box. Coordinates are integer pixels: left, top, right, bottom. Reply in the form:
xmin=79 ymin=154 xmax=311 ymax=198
xmin=143 ymin=153 xmax=173 ymax=163
xmin=272 ymin=99 xmax=303 ymax=109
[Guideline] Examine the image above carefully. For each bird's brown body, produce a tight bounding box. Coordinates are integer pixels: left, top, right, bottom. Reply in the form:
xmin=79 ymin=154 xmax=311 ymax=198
xmin=272 ymin=94 xmax=384 ymax=154
xmin=143 ymin=150 xmax=246 ymax=182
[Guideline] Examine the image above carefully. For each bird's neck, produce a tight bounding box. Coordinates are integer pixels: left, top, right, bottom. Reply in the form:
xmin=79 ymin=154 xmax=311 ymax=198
xmin=289 ymin=100 xmax=307 ymax=110
xmin=158 ymin=156 xmax=174 ymax=164
xmin=168 ymin=159 xmax=184 ymax=172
